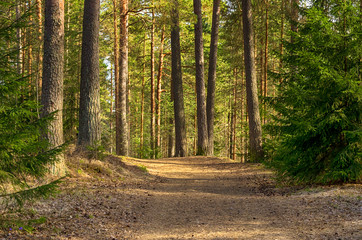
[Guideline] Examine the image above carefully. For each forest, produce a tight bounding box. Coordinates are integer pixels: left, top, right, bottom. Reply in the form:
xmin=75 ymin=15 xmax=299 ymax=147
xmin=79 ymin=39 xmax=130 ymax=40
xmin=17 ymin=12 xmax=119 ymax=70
xmin=0 ymin=0 xmax=361 ymax=239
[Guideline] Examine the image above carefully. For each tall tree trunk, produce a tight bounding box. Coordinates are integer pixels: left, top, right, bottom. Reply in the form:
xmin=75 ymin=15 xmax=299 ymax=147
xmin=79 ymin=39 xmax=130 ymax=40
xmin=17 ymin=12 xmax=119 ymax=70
xmin=113 ymin=0 xmax=119 ymax=153
xmin=206 ymin=0 xmax=221 ymax=156
xmin=78 ymin=0 xmax=101 ymax=147
xmin=16 ymin=2 xmax=22 ymax=78
xmin=42 ymin=0 xmax=65 ymax=176
xmin=171 ymin=0 xmax=187 ymax=157
xmin=264 ymin=0 xmax=268 ymax=125
xmin=156 ymin=26 xmax=166 ymax=151
xmin=117 ymin=0 xmax=129 ymax=156
xmin=150 ymin=1 xmax=156 ymax=158
xmin=291 ymin=0 xmax=299 ymax=43
xmin=140 ymin=32 xmax=146 ymax=157
xmin=194 ymin=0 xmax=208 ymax=155
xmin=36 ymin=0 xmax=43 ymax=117
xmin=240 ymin=70 xmax=245 ymax=163
xmin=241 ymin=0 xmax=264 ymax=161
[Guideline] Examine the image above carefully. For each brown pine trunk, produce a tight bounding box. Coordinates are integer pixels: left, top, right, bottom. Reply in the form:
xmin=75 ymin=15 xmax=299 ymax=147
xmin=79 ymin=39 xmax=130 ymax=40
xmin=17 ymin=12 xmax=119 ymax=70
xmin=156 ymin=26 xmax=166 ymax=151
xmin=78 ymin=0 xmax=101 ymax=147
xmin=194 ymin=0 xmax=208 ymax=155
xmin=291 ymin=0 xmax=299 ymax=43
xmin=116 ymin=0 xmax=129 ymax=156
xmin=171 ymin=0 xmax=187 ymax=157
xmin=36 ymin=0 xmax=43 ymax=116
xmin=240 ymin=70 xmax=245 ymax=163
xmin=150 ymin=1 xmax=156 ymax=158
xmin=140 ymin=33 xmax=146 ymax=157
xmin=241 ymin=0 xmax=264 ymax=161
xmin=264 ymin=0 xmax=268 ymax=125
xmin=16 ymin=2 xmax=22 ymax=78
xmin=206 ymin=0 xmax=221 ymax=156
xmin=42 ymin=0 xmax=65 ymax=176
xmin=113 ymin=0 xmax=119 ymax=152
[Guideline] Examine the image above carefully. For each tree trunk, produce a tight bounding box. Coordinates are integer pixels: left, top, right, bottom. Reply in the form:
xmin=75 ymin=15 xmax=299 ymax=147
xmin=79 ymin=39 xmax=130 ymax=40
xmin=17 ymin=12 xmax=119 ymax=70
xmin=291 ymin=0 xmax=299 ymax=43
xmin=156 ymin=26 xmax=166 ymax=151
xmin=16 ymin=2 xmax=22 ymax=78
xmin=113 ymin=0 xmax=119 ymax=153
xmin=150 ymin=1 xmax=156 ymax=158
xmin=193 ymin=0 xmax=208 ymax=155
xmin=78 ymin=0 xmax=101 ymax=148
xmin=241 ymin=0 xmax=264 ymax=161
xmin=116 ymin=0 xmax=129 ymax=156
xmin=264 ymin=0 xmax=268 ymax=125
xmin=206 ymin=0 xmax=221 ymax=156
xmin=36 ymin=0 xmax=43 ymax=116
xmin=171 ymin=0 xmax=187 ymax=157
xmin=140 ymin=32 xmax=146 ymax=157
xmin=41 ymin=0 xmax=65 ymax=176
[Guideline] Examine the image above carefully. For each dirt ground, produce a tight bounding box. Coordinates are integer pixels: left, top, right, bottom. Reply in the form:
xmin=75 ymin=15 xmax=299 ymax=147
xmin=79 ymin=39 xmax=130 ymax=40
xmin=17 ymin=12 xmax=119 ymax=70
xmin=1 ymin=155 xmax=361 ymax=239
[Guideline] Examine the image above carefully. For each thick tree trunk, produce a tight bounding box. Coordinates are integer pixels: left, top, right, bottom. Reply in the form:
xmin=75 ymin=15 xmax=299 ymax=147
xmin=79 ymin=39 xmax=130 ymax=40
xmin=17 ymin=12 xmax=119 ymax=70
xmin=194 ymin=0 xmax=208 ymax=155
xmin=42 ymin=0 xmax=65 ymax=176
xmin=150 ymin=2 xmax=156 ymax=158
xmin=156 ymin=26 xmax=166 ymax=151
xmin=78 ymin=0 xmax=101 ymax=147
xmin=241 ymin=0 xmax=264 ymax=161
xmin=171 ymin=0 xmax=187 ymax=157
xmin=116 ymin=0 xmax=129 ymax=156
xmin=206 ymin=0 xmax=221 ymax=156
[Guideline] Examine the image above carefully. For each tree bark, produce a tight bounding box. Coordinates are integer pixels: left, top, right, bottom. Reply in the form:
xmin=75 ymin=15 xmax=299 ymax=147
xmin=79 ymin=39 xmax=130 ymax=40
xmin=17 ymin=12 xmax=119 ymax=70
xmin=140 ymin=32 xmax=146 ymax=157
xmin=116 ymin=0 xmax=129 ymax=156
xmin=241 ymin=0 xmax=264 ymax=161
xmin=41 ymin=0 xmax=65 ymax=176
xmin=264 ymin=0 xmax=268 ymax=125
xmin=156 ymin=26 xmax=166 ymax=151
xmin=171 ymin=0 xmax=187 ymax=157
xmin=78 ymin=0 xmax=101 ymax=147
xmin=206 ymin=0 xmax=221 ymax=156
xmin=150 ymin=1 xmax=156 ymax=158
xmin=193 ymin=0 xmax=208 ymax=155
xmin=113 ymin=0 xmax=119 ymax=153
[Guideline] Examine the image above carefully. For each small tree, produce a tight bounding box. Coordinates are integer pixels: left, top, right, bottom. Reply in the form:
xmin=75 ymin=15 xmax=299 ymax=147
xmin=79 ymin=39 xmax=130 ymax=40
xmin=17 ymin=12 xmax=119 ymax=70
xmin=0 ymin=1 xmax=62 ymax=207
xmin=266 ymin=1 xmax=361 ymax=184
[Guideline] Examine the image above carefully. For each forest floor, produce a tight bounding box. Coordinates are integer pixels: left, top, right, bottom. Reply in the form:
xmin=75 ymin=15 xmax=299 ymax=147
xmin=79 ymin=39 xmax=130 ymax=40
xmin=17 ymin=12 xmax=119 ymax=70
xmin=1 ymin=152 xmax=361 ymax=240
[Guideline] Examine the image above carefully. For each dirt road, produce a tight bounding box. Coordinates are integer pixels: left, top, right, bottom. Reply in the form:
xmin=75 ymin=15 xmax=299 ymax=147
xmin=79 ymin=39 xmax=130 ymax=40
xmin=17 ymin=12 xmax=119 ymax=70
xmin=1 ymin=156 xmax=361 ymax=239
xmin=124 ymin=156 xmax=361 ymax=239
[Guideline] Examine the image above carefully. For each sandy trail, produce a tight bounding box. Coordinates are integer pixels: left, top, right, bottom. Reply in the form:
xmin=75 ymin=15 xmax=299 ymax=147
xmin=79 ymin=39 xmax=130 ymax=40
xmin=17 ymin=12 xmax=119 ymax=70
xmin=123 ymin=156 xmax=361 ymax=240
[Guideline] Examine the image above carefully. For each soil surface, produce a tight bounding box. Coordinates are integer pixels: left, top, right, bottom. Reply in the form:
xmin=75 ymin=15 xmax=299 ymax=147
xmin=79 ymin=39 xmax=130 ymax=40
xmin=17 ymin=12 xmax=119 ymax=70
xmin=1 ymin=156 xmax=361 ymax=239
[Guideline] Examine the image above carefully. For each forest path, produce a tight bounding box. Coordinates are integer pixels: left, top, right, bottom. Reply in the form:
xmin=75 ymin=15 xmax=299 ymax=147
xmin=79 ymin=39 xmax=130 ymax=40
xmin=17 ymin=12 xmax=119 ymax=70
xmin=123 ymin=156 xmax=361 ymax=240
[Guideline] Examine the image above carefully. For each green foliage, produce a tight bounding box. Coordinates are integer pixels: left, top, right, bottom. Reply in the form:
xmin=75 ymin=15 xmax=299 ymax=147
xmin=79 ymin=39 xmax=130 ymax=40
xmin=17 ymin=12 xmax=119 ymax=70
xmin=86 ymin=141 xmax=106 ymax=161
xmin=0 ymin=215 xmax=47 ymax=234
xmin=265 ymin=1 xmax=362 ymax=184
xmin=0 ymin=1 xmax=63 ymax=208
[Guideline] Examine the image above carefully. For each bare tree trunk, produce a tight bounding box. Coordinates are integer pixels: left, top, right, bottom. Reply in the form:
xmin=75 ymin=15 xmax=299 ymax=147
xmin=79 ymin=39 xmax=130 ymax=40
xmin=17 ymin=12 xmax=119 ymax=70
xmin=113 ymin=0 xmax=119 ymax=153
xmin=140 ymin=33 xmax=146 ymax=157
xmin=193 ymin=0 xmax=208 ymax=155
xmin=156 ymin=26 xmax=166 ymax=152
xmin=171 ymin=0 xmax=187 ymax=157
xmin=116 ymin=0 xmax=129 ymax=156
xmin=150 ymin=1 xmax=156 ymax=158
xmin=16 ymin=2 xmax=22 ymax=78
xmin=241 ymin=0 xmax=264 ymax=162
xmin=206 ymin=0 xmax=221 ymax=156
xmin=291 ymin=0 xmax=299 ymax=43
xmin=42 ymin=0 xmax=65 ymax=176
xmin=36 ymin=0 xmax=43 ymax=117
xmin=240 ymin=70 xmax=245 ymax=163
xmin=78 ymin=0 xmax=101 ymax=148
xmin=264 ymin=0 xmax=268 ymax=125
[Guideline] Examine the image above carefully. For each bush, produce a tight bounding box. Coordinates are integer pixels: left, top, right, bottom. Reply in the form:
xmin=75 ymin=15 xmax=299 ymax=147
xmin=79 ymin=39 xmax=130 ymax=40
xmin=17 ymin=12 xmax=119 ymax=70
xmin=265 ymin=1 xmax=361 ymax=184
